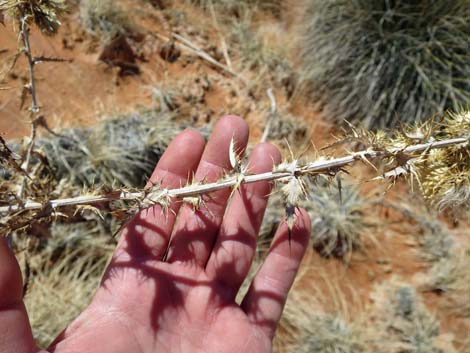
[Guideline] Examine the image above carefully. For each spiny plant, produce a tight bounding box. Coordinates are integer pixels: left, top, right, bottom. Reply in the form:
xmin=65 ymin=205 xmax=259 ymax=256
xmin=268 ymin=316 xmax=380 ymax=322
xmin=1 ymin=109 xmax=468 ymax=237
xmin=420 ymin=111 xmax=470 ymax=215
xmin=0 ymin=0 xmax=66 ymax=35
xmin=299 ymin=0 xmax=470 ymax=129
xmin=0 ymin=0 xmax=66 ymax=203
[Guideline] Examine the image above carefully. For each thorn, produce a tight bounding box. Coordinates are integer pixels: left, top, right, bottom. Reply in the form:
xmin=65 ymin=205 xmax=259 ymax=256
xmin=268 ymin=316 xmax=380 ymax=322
xmin=229 ymin=136 xmax=238 ymax=169
xmin=337 ymin=175 xmax=343 ymax=205
xmin=285 ymin=203 xmax=296 ymax=251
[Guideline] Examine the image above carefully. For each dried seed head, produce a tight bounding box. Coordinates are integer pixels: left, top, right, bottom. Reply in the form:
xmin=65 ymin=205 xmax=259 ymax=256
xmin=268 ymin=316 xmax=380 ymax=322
xmin=182 ymin=195 xmax=204 ymax=211
xmin=282 ymin=176 xmax=306 ymax=206
xmin=141 ymin=185 xmax=172 ymax=211
xmin=0 ymin=0 xmax=67 ymax=35
xmin=418 ymin=110 xmax=470 ymax=214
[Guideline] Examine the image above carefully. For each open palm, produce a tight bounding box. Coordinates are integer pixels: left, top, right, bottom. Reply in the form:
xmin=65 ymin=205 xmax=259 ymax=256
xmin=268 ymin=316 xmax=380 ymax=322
xmin=0 ymin=116 xmax=310 ymax=353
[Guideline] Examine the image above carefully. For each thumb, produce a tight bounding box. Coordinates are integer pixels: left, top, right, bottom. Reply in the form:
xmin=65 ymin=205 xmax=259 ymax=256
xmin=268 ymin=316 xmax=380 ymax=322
xmin=0 ymin=237 xmax=37 ymax=353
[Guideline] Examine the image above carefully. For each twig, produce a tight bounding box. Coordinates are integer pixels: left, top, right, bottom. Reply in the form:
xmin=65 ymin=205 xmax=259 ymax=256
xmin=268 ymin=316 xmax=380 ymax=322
xmin=261 ymin=88 xmax=277 ymax=142
xmin=154 ymin=31 xmax=247 ymax=85
xmin=17 ymin=8 xmax=39 ymax=199
xmin=208 ymin=1 xmax=233 ymax=70
xmin=20 ymin=14 xmax=39 ymax=113
xmin=1 ymin=136 xmax=467 ymax=215
xmin=32 ymin=56 xmax=71 ymax=65
xmin=15 ymin=8 xmax=67 ymax=198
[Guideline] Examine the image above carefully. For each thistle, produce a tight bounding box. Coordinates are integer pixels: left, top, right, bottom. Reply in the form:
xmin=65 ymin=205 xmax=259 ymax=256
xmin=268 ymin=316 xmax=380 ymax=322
xmin=0 ymin=0 xmax=66 ymax=35
xmin=2 ymin=110 xmax=469 ymax=236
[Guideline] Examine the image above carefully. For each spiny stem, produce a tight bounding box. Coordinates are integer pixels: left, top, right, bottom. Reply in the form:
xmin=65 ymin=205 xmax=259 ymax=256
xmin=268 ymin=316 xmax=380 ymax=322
xmin=1 ymin=136 xmax=467 ymax=215
xmin=20 ymin=12 xmax=39 ymax=114
xmin=18 ymin=8 xmax=39 ymax=199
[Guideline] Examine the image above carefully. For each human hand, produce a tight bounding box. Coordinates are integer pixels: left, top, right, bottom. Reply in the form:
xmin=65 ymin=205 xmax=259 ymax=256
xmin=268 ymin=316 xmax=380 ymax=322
xmin=0 ymin=116 xmax=311 ymax=353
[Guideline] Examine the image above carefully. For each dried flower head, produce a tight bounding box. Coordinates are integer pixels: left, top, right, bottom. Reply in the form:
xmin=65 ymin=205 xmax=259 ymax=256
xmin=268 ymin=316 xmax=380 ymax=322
xmin=419 ymin=110 xmax=470 ymax=214
xmin=356 ymin=109 xmax=470 ymax=215
xmin=0 ymin=0 xmax=66 ymax=34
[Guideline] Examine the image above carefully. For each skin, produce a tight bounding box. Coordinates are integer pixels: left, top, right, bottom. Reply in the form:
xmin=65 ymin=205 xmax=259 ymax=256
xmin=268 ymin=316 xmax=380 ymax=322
xmin=0 ymin=116 xmax=311 ymax=353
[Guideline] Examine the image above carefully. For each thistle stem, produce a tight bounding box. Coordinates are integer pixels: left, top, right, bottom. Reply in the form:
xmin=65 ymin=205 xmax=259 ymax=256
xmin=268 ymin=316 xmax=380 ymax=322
xmin=1 ymin=136 xmax=467 ymax=215
xmin=17 ymin=8 xmax=40 ymax=200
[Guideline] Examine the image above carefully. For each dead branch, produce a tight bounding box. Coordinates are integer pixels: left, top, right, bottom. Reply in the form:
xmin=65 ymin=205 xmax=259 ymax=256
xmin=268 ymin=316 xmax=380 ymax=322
xmin=1 ymin=135 xmax=467 ymax=215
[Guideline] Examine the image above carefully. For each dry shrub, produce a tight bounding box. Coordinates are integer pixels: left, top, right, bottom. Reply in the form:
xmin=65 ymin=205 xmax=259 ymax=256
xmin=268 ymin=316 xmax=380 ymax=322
xmin=390 ymin=202 xmax=456 ymax=292
xmin=79 ymin=0 xmax=133 ymax=41
xmin=277 ymin=276 xmax=459 ymax=352
xmin=308 ymin=179 xmax=374 ymax=260
xmin=414 ymin=211 xmax=454 ymax=264
xmin=291 ymin=314 xmax=361 ymax=353
xmin=264 ymin=112 xmax=310 ymax=145
xmin=299 ymin=0 xmax=470 ymax=129
xmin=260 ymin=177 xmax=374 ymax=261
xmin=229 ymin=14 xmax=293 ymax=80
xmin=363 ymin=279 xmax=458 ymax=353
xmin=189 ymin=0 xmax=283 ymax=18
xmin=426 ymin=248 xmax=470 ymax=318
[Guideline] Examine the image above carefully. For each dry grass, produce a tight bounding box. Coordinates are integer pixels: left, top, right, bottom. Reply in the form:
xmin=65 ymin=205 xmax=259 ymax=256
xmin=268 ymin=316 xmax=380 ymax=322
xmin=426 ymin=249 xmax=470 ymax=318
xmin=414 ymin=211 xmax=454 ymax=264
xmin=272 ymin=275 xmax=459 ymax=352
xmin=223 ymin=12 xmax=295 ymax=92
xmin=275 ymin=265 xmax=364 ymax=353
xmin=36 ymin=109 xmax=183 ymax=187
xmin=299 ymin=0 xmax=470 ymax=129
xmin=362 ymin=279 xmax=457 ymax=353
xmin=15 ymin=218 xmax=115 ymax=348
xmin=261 ymin=177 xmax=375 ymax=261
xmin=307 ymin=179 xmax=375 ymax=261
xmin=189 ymin=0 xmax=283 ymax=18
xmin=79 ymin=0 xmax=134 ymax=41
